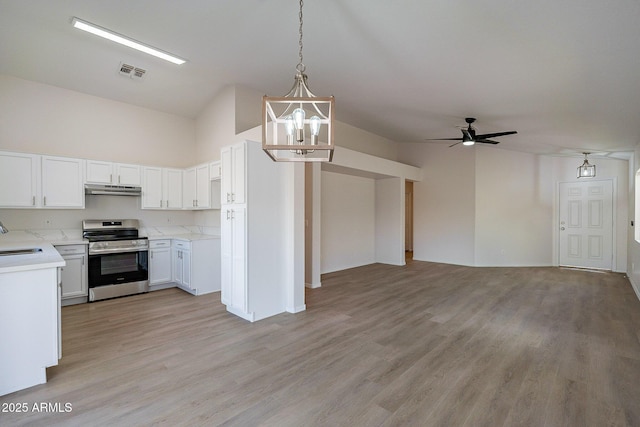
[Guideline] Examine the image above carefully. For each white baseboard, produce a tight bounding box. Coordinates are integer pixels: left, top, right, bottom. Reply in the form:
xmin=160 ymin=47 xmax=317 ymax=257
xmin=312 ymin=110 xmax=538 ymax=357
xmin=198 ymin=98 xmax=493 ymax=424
xmin=629 ymin=276 xmax=640 ymax=302
xmin=226 ymin=305 xmax=255 ymax=322
xmin=287 ymin=304 xmax=307 ymax=314
xmin=305 ymin=281 xmax=321 ymax=289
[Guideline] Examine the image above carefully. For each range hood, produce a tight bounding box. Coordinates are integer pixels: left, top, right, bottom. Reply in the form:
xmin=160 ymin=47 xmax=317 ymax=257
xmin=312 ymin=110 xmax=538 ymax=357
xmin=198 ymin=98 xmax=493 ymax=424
xmin=84 ymin=184 xmax=142 ymax=196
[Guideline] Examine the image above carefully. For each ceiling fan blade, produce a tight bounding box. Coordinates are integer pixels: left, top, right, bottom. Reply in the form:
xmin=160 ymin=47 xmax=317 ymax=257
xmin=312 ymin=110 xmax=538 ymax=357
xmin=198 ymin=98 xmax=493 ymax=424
xmin=425 ymin=137 xmax=464 ymax=141
xmin=475 ymin=139 xmax=500 ymax=145
xmin=475 ymin=131 xmax=517 ymax=139
xmin=449 ymin=141 xmax=464 ymax=147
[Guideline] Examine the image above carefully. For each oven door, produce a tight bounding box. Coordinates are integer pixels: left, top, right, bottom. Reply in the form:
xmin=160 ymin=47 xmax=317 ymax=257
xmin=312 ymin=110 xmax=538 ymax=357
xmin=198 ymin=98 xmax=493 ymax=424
xmin=88 ymin=249 xmax=148 ymax=289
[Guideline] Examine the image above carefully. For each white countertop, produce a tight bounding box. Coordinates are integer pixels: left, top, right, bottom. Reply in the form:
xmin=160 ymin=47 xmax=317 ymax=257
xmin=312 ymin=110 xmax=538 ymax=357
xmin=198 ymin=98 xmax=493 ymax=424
xmin=0 ymin=229 xmax=87 ymax=246
xmin=0 ymin=225 xmax=221 ymax=249
xmin=0 ymin=242 xmax=65 ymax=274
xmin=141 ymin=226 xmax=220 ymax=242
xmin=149 ymin=233 xmax=220 ymax=242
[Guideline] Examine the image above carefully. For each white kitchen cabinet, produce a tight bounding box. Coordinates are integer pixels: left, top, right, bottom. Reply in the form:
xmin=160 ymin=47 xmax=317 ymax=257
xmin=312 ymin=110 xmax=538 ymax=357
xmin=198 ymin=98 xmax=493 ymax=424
xmin=220 ymin=143 xmax=245 ymax=205
xmin=86 ymin=160 xmax=140 ymax=186
xmin=149 ymin=240 xmax=172 ymax=285
xmin=221 ymin=206 xmax=246 ymax=309
xmin=0 ymin=151 xmax=39 ymax=207
xmin=0 ymin=264 xmax=61 ymax=396
xmin=173 ymin=240 xmax=191 ymax=289
xmin=209 ymin=161 xmax=221 ymax=180
xmin=0 ymin=151 xmax=84 ymax=209
xmin=142 ymin=167 xmax=183 ymax=209
xmin=220 ymin=140 xmax=287 ymax=322
xmin=54 ymin=244 xmax=88 ymax=305
xmin=41 ymin=156 xmax=85 ymax=208
xmin=183 ymin=163 xmax=210 ymax=209
xmin=172 ymin=239 xmax=220 ymax=295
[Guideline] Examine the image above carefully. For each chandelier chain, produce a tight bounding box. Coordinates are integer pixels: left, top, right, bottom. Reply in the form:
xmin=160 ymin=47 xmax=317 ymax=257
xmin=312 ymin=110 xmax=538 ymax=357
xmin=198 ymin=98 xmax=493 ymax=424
xmin=297 ymin=0 xmax=305 ymax=72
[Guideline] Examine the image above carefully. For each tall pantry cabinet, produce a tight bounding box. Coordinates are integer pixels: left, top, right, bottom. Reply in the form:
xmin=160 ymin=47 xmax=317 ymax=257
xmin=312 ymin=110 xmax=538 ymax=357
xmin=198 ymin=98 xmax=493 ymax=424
xmin=220 ymin=140 xmax=288 ymax=322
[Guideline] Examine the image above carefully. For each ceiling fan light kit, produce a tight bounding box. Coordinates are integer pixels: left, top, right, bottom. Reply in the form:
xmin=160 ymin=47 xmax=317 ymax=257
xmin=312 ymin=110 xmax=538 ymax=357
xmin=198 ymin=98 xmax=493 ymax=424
xmin=426 ymin=117 xmax=517 ymax=148
xmin=577 ymin=153 xmax=596 ymax=178
xmin=262 ymin=0 xmax=335 ymax=162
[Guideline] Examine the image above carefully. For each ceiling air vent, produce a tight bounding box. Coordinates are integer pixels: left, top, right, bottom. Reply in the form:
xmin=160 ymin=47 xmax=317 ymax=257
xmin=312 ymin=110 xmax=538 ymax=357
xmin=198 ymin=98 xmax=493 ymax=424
xmin=118 ymin=62 xmax=146 ymax=80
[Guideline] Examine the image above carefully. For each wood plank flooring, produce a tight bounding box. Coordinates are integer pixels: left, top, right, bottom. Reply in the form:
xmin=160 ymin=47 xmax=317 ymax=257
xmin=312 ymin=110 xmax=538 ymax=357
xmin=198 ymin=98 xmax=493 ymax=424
xmin=1 ymin=261 xmax=640 ymax=426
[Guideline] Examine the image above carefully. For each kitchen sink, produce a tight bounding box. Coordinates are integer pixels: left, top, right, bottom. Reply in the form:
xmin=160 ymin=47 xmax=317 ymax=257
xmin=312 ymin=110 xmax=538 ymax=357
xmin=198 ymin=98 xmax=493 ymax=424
xmin=0 ymin=248 xmax=43 ymax=256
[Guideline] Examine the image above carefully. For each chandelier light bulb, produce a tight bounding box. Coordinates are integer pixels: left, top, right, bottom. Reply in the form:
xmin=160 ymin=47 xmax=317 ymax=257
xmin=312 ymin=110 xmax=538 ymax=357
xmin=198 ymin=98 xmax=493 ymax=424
xmin=292 ymin=108 xmax=305 ymax=130
xmin=309 ymin=116 xmax=321 ymax=136
xmin=284 ymin=116 xmax=295 ymax=135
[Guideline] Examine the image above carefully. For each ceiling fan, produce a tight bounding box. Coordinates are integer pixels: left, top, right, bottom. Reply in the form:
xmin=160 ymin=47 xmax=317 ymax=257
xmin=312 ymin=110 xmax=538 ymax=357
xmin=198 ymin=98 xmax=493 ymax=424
xmin=427 ymin=117 xmax=517 ymax=147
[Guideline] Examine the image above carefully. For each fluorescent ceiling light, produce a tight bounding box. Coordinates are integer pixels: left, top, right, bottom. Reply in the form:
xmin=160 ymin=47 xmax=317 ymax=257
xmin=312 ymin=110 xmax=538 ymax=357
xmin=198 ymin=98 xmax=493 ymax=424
xmin=71 ymin=17 xmax=186 ymax=65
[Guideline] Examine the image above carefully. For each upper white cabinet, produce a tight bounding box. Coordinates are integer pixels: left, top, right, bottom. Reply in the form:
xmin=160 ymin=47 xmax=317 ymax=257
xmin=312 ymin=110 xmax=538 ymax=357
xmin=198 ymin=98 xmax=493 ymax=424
xmin=209 ymin=161 xmax=221 ymax=180
xmin=220 ymin=143 xmax=245 ymax=205
xmin=141 ymin=167 xmax=183 ymax=210
xmin=0 ymin=151 xmax=39 ymax=207
xmin=183 ymin=163 xmax=210 ymax=209
xmin=41 ymin=156 xmax=85 ymax=208
xmin=86 ymin=160 xmax=140 ymax=186
xmin=0 ymin=151 xmax=84 ymax=209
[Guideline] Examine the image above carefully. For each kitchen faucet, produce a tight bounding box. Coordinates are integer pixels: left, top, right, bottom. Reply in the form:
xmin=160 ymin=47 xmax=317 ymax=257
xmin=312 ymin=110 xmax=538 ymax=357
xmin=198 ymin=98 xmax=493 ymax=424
xmin=0 ymin=221 xmax=8 ymax=234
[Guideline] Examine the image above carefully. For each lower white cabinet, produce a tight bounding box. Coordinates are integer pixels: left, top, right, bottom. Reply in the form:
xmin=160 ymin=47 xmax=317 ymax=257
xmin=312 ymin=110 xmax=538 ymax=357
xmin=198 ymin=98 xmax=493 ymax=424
xmin=149 ymin=240 xmax=172 ymax=285
xmin=54 ymin=244 xmax=88 ymax=306
xmin=172 ymin=238 xmax=220 ymax=295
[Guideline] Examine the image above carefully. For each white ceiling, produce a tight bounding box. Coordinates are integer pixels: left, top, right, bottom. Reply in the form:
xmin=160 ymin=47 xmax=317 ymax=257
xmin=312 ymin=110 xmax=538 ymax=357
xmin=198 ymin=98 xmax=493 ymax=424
xmin=2 ymin=0 xmax=640 ymax=157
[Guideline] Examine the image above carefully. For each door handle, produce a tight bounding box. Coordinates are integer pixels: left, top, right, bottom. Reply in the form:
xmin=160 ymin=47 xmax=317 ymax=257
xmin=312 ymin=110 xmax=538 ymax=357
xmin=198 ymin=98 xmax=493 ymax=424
xmin=560 ymin=227 xmax=565 ymax=230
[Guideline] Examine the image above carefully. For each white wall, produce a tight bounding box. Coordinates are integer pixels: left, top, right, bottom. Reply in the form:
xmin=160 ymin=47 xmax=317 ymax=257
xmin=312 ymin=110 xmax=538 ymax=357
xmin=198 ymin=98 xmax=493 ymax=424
xmin=474 ymin=148 xmax=553 ymax=266
xmin=333 ymin=121 xmax=399 ymax=160
xmin=321 ymin=171 xmax=375 ymax=273
xmin=0 ymin=75 xmax=196 ymax=167
xmin=398 ymin=143 xmax=477 ymax=266
xmin=375 ymin=177 xmax=405 ymax=265
xmin=195 ymin=85 xmax=236 ymax=162
xmin=399 ymin=142 xmax=629 ymax=270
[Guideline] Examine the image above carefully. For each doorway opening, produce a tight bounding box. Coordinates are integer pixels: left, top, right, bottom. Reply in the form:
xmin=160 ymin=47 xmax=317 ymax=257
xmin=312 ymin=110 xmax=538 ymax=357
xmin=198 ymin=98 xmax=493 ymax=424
xmin=405 ymin=180 xmax=413 ymax=262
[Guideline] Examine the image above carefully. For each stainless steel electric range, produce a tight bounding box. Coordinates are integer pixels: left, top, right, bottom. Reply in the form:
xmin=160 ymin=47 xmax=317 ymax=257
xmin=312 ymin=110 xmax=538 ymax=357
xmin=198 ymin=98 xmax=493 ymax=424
xmin=82 ymin=219 xmax=149 ymax=302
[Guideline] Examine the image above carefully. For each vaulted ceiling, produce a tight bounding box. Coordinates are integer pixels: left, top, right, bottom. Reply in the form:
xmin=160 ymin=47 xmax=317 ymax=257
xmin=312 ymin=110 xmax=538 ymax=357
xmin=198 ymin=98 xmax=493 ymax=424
xmin=2 ymin=0 xmax=639 ymax=157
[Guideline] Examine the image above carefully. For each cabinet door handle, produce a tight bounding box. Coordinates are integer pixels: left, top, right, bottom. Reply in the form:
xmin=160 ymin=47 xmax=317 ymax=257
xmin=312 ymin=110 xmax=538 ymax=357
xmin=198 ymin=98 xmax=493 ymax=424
xmin=166 ymin=200 xmax=169 ymax=208
xmin=150 ymin=252 xmax=153 ymax=259
xmin=110 ymin=173 xmax=112 ymax=183
xmin=118 ymin=175 xmax=121 ymax=184
xmin=32 ymin=196 xmax=35 ymax=206
xmin=43 ymin=196 xmax=47 ymax=206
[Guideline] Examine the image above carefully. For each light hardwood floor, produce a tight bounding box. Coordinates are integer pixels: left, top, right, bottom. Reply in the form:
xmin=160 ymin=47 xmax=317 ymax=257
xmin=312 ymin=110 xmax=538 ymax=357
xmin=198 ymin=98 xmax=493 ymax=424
xmin=2 ymin=261 xmax=640 ymax=426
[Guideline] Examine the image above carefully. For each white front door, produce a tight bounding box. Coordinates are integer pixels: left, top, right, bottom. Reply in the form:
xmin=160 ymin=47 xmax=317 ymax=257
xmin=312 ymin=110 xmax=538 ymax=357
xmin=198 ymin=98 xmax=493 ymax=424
xmin=558 ymin=180 xmax=613 ymax=270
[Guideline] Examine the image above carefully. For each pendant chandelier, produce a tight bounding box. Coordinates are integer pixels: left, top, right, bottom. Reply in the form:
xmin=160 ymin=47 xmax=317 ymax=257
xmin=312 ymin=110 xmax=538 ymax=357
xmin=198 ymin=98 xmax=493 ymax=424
xmin=577 ymin=152 xmax=596 ymax=178
xmin=262 ymin=0 xmax=335 ymax=162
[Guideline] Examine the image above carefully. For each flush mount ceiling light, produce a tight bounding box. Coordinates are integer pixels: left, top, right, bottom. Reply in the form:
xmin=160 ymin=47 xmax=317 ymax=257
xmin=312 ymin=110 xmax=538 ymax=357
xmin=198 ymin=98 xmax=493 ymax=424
xmin=262 ymin=0 xmax=335 ymax=162
xmin=71 ymin=17 xmax=186 ymax=65
xmin=577 ymin=152 xmax=596 ymax=178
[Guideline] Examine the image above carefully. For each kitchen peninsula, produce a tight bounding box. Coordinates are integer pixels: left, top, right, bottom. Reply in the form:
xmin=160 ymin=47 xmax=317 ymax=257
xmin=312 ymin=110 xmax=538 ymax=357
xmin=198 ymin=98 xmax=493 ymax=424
xmin=0 ymin=242 xmax=64 ymax=396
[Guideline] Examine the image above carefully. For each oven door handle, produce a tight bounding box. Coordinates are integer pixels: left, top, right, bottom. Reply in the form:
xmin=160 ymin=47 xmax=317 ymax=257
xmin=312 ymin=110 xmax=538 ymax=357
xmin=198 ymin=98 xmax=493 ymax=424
xmin=89 ymin=247 xmax=148 ymax=255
